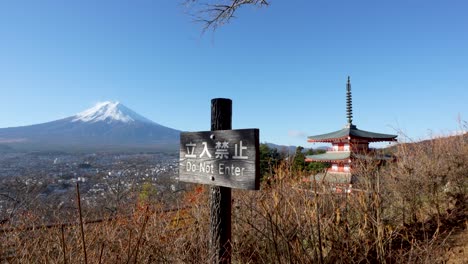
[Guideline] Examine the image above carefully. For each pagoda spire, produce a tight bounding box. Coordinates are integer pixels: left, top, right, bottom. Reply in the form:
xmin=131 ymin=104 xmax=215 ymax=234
xmin=346 ymin=76 xmax=353 ymax=125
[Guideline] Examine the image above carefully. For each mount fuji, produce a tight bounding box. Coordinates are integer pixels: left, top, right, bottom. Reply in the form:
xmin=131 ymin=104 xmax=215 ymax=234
xmin=0 ymin=102 xmax=180 ymax=152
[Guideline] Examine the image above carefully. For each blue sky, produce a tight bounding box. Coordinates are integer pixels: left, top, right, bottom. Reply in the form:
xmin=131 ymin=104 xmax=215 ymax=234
xmin=0 ymin=0 xmax=467 ymax=147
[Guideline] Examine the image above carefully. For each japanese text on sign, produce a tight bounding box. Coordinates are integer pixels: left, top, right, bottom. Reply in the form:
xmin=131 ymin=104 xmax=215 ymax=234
xmin=179 ymin=129 xmax=260 ymax=190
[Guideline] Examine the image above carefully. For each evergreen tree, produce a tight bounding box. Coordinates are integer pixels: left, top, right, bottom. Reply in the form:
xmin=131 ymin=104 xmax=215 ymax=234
xmin=292 ymin=146 xmax=306 ymax=172
xmin=259 ymin=143 xmax=282 ymax=177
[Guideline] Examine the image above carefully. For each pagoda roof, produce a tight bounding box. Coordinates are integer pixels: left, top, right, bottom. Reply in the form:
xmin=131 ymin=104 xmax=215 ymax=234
xmin=305 ymin=152 xmax=350 ymax=162
xmin=307 ymin=124 xmax=397 ymax=143
xmin=305 ymin=151 xmax=394 ymax=162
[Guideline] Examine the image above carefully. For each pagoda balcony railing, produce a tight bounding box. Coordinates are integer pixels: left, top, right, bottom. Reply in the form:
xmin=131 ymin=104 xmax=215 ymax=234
xmin=326 ymin=148 xmax=351 ymax=152
xmin=325 ymin=147 xmax=378 ymax=153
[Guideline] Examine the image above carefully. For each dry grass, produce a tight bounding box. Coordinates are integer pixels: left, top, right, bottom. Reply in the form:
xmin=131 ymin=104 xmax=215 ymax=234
xmin=1 ymin=132 xmax=467 ymax=263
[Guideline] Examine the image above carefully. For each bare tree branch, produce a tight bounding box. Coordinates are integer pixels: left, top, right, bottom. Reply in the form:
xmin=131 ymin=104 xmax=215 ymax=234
xmin=183 ymin=0 xmax=269 ymax=31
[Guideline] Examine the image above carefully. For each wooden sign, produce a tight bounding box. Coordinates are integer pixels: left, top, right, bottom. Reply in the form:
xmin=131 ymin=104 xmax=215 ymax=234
xmin=179 ymin=128 xmax=260 ymax=190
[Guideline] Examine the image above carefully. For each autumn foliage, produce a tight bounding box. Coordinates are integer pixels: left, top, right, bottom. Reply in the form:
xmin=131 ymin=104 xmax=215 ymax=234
xmin=1 ymin=132 xmax=467 ymax=263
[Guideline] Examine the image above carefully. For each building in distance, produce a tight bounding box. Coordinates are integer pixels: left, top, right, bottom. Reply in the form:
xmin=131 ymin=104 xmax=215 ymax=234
xmin=305 ymin=77 xmax=397 ymax=193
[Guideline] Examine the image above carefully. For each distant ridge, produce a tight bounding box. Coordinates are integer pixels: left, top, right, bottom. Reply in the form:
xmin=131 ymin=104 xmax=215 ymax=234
xmin=264 ymin=142 xmax=296 ymax=154
xmin=264 ymin=143 xmax=330 ymax=154
xmin=0 ymin=102 xmax=180 ymax=152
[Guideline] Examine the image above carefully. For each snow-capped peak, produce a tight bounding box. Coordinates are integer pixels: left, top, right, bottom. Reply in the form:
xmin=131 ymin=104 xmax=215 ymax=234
xmin=72 ymin=101 xmax=154 ymax=124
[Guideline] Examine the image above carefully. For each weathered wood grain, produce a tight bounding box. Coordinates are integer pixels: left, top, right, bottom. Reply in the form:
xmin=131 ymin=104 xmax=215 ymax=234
xmin=179 ymin=129 xmax=260 ymax=190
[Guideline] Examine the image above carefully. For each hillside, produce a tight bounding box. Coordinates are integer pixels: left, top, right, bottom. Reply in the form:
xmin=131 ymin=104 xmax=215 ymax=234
xmin=0 ymin=132 xmax=467 ymax=263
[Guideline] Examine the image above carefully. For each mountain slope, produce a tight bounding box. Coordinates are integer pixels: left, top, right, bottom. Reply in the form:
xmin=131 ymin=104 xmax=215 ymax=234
xmin=0 ymin=102 xmax=180 ymax=152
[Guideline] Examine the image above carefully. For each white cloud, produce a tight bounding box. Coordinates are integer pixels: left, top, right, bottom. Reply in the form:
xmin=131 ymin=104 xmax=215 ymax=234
xmin=288 ymin=130 xmax=307 ymax=138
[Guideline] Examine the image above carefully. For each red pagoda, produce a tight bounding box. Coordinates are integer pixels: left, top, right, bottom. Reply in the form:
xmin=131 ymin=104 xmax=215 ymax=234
xmin=305 ymin=77 xmax=397 ymax=192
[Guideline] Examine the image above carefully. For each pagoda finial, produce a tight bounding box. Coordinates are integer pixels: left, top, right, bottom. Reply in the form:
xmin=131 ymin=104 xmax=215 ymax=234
xmin=346 ymin=76 xmax=353 ymax=125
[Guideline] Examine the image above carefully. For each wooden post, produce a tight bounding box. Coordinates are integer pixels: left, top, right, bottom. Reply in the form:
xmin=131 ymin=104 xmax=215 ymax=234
xmin=76 ymin=182 xmax=88 ymax=264
xmin=209 ymin=98 xmax=232 ymax=264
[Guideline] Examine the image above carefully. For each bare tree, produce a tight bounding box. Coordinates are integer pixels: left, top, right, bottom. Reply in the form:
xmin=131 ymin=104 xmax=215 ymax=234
xmin=184 ymin=0 xmax=269 ymax=31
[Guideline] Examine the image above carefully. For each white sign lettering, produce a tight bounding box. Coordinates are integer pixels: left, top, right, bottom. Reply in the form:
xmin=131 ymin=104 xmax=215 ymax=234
xmin=185 ymin=142 xmax=196 ymax=158
xmin=179 ymin=129 xmax=260 ymax=190
xmin=199 ymin=142 xmax=212 ymax=158
xmin=233 ymin=140 xmax=248 ymax=160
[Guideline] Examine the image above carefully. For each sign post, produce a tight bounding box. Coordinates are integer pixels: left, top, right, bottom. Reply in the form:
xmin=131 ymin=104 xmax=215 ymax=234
xmin=210 ymin=98 xmax=232 ymax=264
xmin=179 ymin=98 xmax=260 ymax=263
